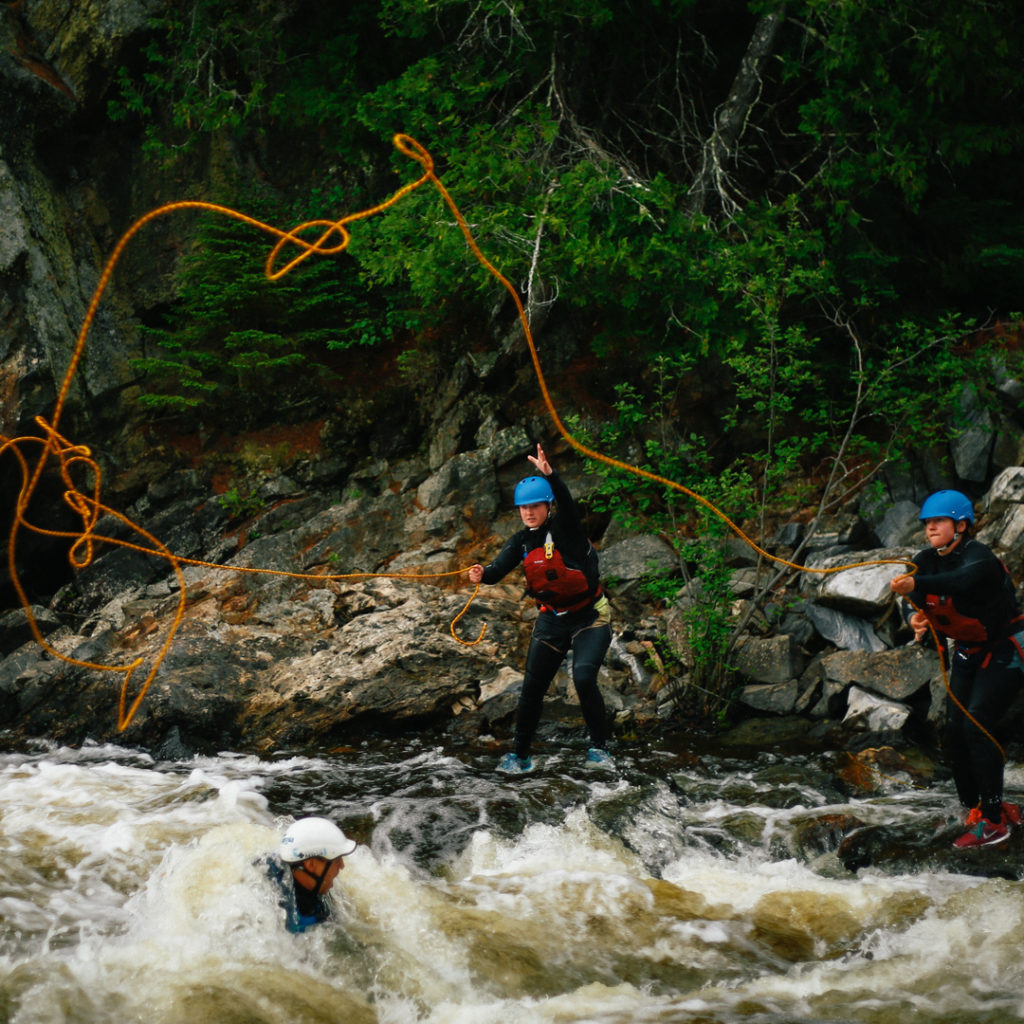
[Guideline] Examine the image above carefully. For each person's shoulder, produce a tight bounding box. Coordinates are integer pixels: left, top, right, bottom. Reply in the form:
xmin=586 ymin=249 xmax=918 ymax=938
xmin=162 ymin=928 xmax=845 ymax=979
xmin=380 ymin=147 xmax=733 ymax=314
xmin=963 ymin=537 xmax=994 ymax=553
xmin=960 ymin=538 xmax=1000 ymax=563
xmin=508 ymin=525 xmax=533 ymax=547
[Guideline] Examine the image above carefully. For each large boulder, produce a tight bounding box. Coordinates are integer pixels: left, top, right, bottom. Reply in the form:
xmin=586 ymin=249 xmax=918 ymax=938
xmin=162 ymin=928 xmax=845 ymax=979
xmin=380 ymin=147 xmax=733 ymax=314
xmin=800 ymin=602 xmax=887 ymax=653
xmin=808 ymin=547 xmax=918 ymax=617
xmin=599 ymin=534 xmax=679 ymax=592
xmin=732 ymin=633 xmax=804 ymax=685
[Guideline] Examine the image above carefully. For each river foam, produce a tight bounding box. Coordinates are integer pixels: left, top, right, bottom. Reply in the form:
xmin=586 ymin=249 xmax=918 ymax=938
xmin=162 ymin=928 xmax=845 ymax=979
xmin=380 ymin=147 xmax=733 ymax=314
xmin=1 ymin=739 xmax=1021 ymax=1023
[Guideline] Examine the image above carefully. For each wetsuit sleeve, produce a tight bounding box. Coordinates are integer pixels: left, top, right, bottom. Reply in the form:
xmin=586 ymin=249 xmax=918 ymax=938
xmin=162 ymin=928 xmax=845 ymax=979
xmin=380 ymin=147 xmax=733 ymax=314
xmin=547 ymin=472 xmax=582 ymax=533
xmin=898 ymin=551 xmax=926 ymax=625
xmin=480 ymin=530 xmax=527 ymax=585
xmin=906 ymin=542 xmax=1005 ymax=603
xmin=547 ymin=471 xmax=590 ymax=565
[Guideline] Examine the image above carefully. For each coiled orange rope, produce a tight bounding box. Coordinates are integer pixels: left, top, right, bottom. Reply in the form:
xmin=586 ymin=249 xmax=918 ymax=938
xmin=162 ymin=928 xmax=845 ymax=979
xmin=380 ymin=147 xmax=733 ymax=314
xmin=1 ymin=133 xmax=994 ymax=755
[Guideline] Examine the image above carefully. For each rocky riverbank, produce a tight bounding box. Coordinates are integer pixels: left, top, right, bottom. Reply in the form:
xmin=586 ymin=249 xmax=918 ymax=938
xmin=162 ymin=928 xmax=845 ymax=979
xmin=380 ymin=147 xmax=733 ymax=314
xmin=5 ymin=416 xmax=1024 ymax=763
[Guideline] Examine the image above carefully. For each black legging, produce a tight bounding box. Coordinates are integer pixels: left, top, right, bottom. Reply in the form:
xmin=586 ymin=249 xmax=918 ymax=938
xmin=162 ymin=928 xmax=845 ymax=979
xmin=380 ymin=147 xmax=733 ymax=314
xmin=513 ymin=603 xmax=612 ymax=758
xmin=944 ymin=639 xmax=1022 ymax=821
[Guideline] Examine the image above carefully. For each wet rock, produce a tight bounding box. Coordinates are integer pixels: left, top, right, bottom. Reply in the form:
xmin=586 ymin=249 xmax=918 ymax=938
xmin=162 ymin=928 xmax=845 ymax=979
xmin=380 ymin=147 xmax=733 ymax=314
xmin=978 ymin=504 xmax=1024 ymax=553
xmin=476 ymin=665 xmax=522 ymax=728
xmin=801 ymin=601 xmax=886 ymax=652
xmin=836 ymin=817 xmax=1024 ymax=879
xmin=951 ymin=384 xmax=995 ymax=483
xmin=606 ymin=635 xmax=653 ymax=690
xmin=737 ymin=679 xmax=798 ymax=714
xmin=152 ymin=724 xmax=194 ymax=761
xmin=773 ymin=522 xmax=804 ymax=548
xmin=842 ymin=686 xmax=910 ymax=735
xmin=832 ymin=746 xmax=935 ymax=793
xmin=819 ymin=645 xmax=941 ymax=703
xmin=810 ymin=547 xmax=918 ymax=617
xmin=718 ymin=715 xmax=822 ymax=751
xmin=808 ymin=675 xmax=852 ymax=718
xmin=0 ymin=605 xmax=61 ymax=656
xmin=874 ymin=500 xmax=922 ymax=547
xmin=599 ymin=535 xmax=679 ymax=591
xmin=0 ymin=642 xmax=66 ymax=723
xmin=732 ymin=634 xmax=804 ymax=685
xmin=789 ymin=812 xmax=867 ymax=859
xmin=985 ymin=465 xmax=1024 ymax=514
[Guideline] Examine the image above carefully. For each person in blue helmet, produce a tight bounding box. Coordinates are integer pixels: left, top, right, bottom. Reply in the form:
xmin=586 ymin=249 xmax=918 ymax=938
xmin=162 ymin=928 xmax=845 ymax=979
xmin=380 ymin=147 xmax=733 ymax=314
xmin=890 ymin=489 xmax=1024 ymax=849
xmin=468 ymin=443 xmax=612 ymax=772
xmin=264 ymin=816 xmax=357 ymax=932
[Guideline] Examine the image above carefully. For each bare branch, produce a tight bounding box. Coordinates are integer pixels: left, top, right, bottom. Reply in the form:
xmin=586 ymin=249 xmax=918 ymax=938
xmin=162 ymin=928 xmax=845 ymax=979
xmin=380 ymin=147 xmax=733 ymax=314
xmin=687 ymin=7 xmax=787 ymax=219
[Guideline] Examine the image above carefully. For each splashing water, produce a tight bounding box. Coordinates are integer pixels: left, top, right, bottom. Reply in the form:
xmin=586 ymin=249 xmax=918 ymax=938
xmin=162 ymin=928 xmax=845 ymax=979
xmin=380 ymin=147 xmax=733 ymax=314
xmin=1 ymin=737 xmax=1023 ymax=1024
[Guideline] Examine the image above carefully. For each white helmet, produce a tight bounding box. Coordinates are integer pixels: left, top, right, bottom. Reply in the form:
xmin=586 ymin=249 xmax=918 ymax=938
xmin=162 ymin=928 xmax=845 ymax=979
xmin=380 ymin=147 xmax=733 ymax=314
xmin=279 ymin=816 xmax=357 ymax=862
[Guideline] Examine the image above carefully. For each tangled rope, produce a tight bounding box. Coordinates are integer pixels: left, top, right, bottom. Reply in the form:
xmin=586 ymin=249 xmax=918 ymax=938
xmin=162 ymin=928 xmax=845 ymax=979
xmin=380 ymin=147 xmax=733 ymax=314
xmin=1 ymin=134 xmax=990 ymax=755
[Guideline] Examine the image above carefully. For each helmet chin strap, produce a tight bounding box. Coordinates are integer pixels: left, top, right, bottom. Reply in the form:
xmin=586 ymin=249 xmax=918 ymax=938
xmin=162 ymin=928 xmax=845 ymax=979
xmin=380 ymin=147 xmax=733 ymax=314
xmin=938 ymin=526 xmax=966 ymax=555
xmin=297 ymin=858 xmax=334 ymax=894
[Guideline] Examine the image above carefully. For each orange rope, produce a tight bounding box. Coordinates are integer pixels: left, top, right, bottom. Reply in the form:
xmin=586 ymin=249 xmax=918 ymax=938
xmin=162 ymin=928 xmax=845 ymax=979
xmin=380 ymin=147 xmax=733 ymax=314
xmin=2 ymin=148 xmax=481 ymax=729
xmin=0 ymin=133 xmax=987 ymax=750
xmin=390 ymin=134 xmax=998 ymax=766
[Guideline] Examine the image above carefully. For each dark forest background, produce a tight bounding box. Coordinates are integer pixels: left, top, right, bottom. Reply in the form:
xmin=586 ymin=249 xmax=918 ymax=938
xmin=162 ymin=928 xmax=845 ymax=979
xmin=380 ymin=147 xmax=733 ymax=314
xmin=96 ymin=0 xmax=1024 ymax=522
xmin=6 ymin=0 xmax=1024 ymax=567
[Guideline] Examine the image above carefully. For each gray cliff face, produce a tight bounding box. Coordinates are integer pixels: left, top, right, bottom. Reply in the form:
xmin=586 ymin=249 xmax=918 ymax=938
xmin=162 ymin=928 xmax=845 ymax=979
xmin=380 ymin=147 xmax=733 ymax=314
xmin=5 ymin=440 xmax=1024 ymax=759
xmin=0 ymin=0 xmax=163 ymax=431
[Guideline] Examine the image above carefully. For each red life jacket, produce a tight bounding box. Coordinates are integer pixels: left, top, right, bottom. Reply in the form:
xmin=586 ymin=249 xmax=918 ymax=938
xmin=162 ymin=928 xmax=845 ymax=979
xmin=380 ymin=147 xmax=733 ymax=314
xmin=920 ymin=554 xmax=1018 ymax=646
xmin=522 ymin=531 xmax=601 ymax=614
xmin=919 ymin=593 xmax=990 ymax=644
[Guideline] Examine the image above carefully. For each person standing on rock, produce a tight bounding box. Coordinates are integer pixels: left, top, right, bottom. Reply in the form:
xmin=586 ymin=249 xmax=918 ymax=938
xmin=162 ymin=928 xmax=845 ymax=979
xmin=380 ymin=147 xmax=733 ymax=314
xmin=468 ymin=443 xmax=613 ymax=772
xmin=890 ymin=489 xmax=1024 ymax=849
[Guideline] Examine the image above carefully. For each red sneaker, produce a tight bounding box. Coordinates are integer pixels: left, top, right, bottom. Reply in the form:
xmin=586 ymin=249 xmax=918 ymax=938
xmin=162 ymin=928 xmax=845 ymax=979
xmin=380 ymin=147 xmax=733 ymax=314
xmin=1001 ymin=801 xmax=1022 ymax=827
xmin=953 ymin=811 xmax=1010 ymax=850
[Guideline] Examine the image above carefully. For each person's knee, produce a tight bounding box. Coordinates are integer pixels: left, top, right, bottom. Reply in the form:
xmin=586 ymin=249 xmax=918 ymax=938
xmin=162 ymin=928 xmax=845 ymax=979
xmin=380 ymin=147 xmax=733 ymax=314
xmin=521 ymin=673 xmax=551 ymax=701
xmin=573 ymin=674 xmax=603 ymax=704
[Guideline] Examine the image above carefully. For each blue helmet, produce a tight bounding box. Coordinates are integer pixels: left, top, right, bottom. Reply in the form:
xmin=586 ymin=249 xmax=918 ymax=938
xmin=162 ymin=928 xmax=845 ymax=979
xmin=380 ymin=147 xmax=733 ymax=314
xmin=919 ymin=489 xmax=974 ymax=525
xmin=514 ymin=476 xmax=554 ymax=506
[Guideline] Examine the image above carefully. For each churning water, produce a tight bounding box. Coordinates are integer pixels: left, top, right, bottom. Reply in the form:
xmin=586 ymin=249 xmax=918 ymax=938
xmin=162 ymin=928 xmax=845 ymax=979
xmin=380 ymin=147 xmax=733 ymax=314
xmin=1 ymin=734 xmax=1023 ymax=1024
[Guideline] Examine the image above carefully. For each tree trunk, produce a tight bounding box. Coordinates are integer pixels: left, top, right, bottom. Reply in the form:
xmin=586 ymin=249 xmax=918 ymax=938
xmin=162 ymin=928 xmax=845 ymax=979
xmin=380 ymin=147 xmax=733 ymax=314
xmin=687 ymin=7 xmax=787 ymax=218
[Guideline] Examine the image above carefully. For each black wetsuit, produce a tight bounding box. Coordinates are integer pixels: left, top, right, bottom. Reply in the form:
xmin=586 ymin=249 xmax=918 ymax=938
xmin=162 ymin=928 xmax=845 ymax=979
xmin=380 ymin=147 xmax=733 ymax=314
xmin=480 ymin=471 xmax=611 ymax=758
xmin=905 ymin=539 xmax=1023 ymax=821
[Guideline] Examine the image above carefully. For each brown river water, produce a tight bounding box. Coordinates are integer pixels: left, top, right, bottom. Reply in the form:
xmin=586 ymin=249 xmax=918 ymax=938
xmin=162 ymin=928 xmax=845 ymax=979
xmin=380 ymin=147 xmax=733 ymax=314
xmin=1 ymin=734 xmax=1022 ymax=1023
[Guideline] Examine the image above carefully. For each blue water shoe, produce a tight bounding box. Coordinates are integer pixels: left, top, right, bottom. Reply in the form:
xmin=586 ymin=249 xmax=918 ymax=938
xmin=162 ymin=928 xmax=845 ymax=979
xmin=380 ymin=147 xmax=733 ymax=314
xmin=585 ymin=747 xmax=614 ymax=767
xmin=498 ymin=752 xmax=533 ymax=774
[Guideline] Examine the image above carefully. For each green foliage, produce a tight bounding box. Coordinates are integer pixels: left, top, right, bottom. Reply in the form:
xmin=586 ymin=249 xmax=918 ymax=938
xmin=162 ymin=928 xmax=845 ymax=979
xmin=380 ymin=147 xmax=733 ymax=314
xmin=110 ymin=1 xmax=1024 ymax=559
xmin=129 ymin=186 xmax=418 ymax=421
xmin=217 ymin=486 xmax=266 ymax=521
xmin=112 ymin=1 xmax=1024 ymax=412
xmin=107 ymin=1 xmax=281 ymax=156
xmin=680 ymin=520 xmax=736 ymax=705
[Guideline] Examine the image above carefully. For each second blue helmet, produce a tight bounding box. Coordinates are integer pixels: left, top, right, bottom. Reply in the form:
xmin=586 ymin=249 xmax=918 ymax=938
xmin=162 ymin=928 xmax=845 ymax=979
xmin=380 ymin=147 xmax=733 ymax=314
xmin=919 ymin=489 xmax=974 ymax=524
xmin=514 ymin=476 xmax=555 ymax=506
